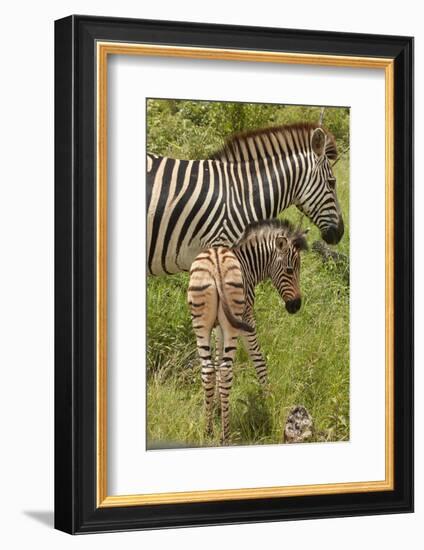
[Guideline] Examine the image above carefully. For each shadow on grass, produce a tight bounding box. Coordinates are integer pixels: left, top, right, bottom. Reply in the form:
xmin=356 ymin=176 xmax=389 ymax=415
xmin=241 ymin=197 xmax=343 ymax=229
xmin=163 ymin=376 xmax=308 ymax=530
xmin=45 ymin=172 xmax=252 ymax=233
xmin=231 ymin=384 xmax=273 ymax=444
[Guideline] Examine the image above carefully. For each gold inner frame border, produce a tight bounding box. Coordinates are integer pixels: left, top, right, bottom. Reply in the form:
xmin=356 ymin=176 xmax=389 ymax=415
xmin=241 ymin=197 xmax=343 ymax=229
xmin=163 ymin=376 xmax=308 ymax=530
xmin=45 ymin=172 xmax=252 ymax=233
xmin=96 ymin=42 xmax=394 ymax=508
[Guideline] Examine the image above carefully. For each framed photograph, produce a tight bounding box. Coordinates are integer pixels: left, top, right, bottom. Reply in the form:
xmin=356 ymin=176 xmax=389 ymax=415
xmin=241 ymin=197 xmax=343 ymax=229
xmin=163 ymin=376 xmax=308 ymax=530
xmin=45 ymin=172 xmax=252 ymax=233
xmin=54 ymin=15 xmax=413 ymax=534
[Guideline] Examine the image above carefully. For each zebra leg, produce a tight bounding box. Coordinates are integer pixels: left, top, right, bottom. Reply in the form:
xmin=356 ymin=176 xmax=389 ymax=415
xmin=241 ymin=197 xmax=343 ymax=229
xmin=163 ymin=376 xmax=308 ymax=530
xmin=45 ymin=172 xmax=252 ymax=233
xmin=188 ymin=253 xmax=221 ymax=439
xmin=241 ymin=316 xmax=269 ymax=388
xmin=218 ymin=337 xmax=237 ymax=445
xmin=202 ymin=360 xmax=216 ymax=437
xmin=197 ymin=334 xmax=216 ymax=437
xmin=214 ymin=326 xmax=224 ymax=409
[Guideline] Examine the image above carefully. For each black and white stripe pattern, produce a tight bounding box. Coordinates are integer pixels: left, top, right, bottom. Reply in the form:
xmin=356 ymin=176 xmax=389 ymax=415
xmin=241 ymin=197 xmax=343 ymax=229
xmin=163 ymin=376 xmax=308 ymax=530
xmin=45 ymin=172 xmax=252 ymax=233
xmin=147 ymin=123 xmax=343 ymax=276
xmin=234 ymin=220 xmax=308 ymax=390
xmin=188 ymin=219 xmax=308 ymax=444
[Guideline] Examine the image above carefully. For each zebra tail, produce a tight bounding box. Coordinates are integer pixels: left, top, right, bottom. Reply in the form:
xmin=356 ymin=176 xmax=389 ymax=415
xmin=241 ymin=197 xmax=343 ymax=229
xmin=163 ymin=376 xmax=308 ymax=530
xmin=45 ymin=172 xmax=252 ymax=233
xmin=222 ymin=300 xmax=255 ymax=333
xmin=214 ymin=277 xmax=254 ymax=334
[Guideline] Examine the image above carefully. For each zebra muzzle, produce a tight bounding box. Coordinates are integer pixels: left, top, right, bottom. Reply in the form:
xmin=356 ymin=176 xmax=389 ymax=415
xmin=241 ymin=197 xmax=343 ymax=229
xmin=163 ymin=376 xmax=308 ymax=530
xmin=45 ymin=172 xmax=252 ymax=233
xmin=321 ymin=217 xmax=344 ymax=245
xmin=285 ymin=297 xmax=301 ymax=314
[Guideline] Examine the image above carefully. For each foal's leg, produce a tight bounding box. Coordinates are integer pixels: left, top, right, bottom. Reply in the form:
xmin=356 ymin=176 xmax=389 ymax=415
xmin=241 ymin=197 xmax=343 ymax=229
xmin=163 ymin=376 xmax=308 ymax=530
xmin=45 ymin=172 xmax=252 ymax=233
xmin=195 ymin=332 xmax=215 ymax=436
xmin=189 ymin=276 xmax=217 ymax=439
xmin=214 ymin=326 xmax=224 ymax=406
xmin=218 ymin=329 xmax=238 ymax=445
xmin=241 ymin=310 xmax=269 ymax=388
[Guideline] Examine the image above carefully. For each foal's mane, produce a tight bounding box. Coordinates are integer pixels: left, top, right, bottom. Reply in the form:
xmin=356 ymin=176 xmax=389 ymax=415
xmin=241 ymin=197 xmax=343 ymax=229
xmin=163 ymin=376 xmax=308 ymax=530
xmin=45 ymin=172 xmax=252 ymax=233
xmin=235 ymin=219 xmax=309 ymax=251
xmin=210 ymin=122 xmax=337 ymax=163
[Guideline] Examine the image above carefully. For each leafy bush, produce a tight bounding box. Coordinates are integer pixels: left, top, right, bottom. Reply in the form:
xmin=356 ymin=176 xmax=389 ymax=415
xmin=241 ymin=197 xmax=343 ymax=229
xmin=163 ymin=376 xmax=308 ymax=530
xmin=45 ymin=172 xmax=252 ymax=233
xmin=147 ymin=99 xmax=349 ymax=159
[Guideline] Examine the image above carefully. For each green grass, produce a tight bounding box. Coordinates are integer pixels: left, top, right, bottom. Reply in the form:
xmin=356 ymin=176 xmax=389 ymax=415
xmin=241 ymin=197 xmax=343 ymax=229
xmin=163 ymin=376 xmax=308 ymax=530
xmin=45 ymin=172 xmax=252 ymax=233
xmin=147 ymin=157 xmax=350 ymax=448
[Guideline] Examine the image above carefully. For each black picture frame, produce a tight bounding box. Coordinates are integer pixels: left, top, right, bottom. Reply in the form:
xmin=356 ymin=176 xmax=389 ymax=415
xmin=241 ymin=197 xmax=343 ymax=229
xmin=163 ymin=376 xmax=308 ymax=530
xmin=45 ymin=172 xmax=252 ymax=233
xmin=55 ymin=15 xmax=414 ymax=534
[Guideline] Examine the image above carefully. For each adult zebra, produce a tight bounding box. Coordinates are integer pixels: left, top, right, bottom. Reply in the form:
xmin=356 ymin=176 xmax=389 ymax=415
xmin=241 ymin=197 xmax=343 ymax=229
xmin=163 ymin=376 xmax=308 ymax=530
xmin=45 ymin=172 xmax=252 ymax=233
xmin=147 ymin=123 xmax=344 ymax=275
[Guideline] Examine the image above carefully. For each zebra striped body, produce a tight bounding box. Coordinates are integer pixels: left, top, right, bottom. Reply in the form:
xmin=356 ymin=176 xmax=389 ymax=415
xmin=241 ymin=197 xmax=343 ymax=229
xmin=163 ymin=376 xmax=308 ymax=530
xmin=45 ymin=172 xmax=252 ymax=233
xmin=147 ymin=123 xmax=343 ymax=275
xmin=188 ymin=219 xmax=308 ymax=444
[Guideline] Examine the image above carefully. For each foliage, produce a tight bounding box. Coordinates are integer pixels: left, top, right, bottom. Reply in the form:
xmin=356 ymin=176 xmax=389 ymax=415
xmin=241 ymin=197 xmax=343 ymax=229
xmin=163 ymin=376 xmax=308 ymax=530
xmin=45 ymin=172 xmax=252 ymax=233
xmin=147 ymin=99 xmax=350 ymax=159
xmin=146 ymin=100 xmax=350 ymax=447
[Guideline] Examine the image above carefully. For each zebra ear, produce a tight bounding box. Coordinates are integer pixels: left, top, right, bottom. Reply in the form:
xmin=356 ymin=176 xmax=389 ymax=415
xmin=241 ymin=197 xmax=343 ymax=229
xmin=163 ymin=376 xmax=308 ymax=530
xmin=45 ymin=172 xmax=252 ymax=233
xmin=276 ymin=235 xmax=288 ymax=250
xmin=311 ymin=128 xmax=327 ymax=157
xmin=293 ymin=229 xmax=309 ymax=251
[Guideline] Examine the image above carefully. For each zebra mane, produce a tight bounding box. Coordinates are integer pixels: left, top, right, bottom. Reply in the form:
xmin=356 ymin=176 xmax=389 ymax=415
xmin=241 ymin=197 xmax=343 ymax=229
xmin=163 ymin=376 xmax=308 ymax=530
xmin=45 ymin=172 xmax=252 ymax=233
xmin=210 ymin=123 xmax=337 ymax=163
xmin=235 ymin=219 xmax=309 ymax=251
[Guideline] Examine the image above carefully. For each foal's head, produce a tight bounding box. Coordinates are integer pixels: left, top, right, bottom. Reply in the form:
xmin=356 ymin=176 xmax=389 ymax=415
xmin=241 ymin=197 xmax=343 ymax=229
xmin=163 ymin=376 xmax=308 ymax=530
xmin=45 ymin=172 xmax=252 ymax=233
xmin=268 ymin=222 xmax=309 ymax=314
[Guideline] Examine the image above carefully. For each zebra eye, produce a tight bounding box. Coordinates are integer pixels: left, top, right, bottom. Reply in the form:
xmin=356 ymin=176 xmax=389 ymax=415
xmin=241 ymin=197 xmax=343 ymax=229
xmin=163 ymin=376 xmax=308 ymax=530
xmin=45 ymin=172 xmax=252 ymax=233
xmin=328 ymin=177 xmax=336 ymax=189
xmin=286 ymin=266 xmax=294 ymax=275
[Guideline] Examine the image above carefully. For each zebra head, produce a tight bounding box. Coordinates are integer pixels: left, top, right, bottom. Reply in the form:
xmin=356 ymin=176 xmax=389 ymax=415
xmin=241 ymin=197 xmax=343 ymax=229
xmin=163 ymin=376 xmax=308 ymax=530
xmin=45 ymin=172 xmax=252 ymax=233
xmin=269 ymin=228 xmax=309 ymax=314
xmin=296 ymin=128 xmax=344 ymax=245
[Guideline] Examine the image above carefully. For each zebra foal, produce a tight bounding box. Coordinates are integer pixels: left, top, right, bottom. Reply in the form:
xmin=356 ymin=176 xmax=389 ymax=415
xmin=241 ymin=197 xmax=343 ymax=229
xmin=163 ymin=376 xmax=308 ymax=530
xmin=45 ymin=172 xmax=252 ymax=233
xmin=188 ymin=219 xmax=308 ymax=444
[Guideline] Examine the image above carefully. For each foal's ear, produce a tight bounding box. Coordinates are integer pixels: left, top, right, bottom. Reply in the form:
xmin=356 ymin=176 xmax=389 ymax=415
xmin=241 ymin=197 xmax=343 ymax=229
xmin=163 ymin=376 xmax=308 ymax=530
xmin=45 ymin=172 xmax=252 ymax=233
xmin=276 ymin=235 xmax=288 ymax=250
xmin=311 ymin=127 xmax=327 ymax=157
xmin=293 ymin=229 xmax=309 ymax=251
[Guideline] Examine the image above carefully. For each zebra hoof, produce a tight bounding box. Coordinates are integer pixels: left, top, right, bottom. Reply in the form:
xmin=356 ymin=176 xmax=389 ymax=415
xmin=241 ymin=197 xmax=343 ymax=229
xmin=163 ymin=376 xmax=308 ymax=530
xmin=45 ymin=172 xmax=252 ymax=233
xmin=205 ymin=425 xmax=213 ymax=438
xmin=258 ymin=383 xmax=272 ymax=399
xmin=262 ymin=385 xmax=272 ymax=398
